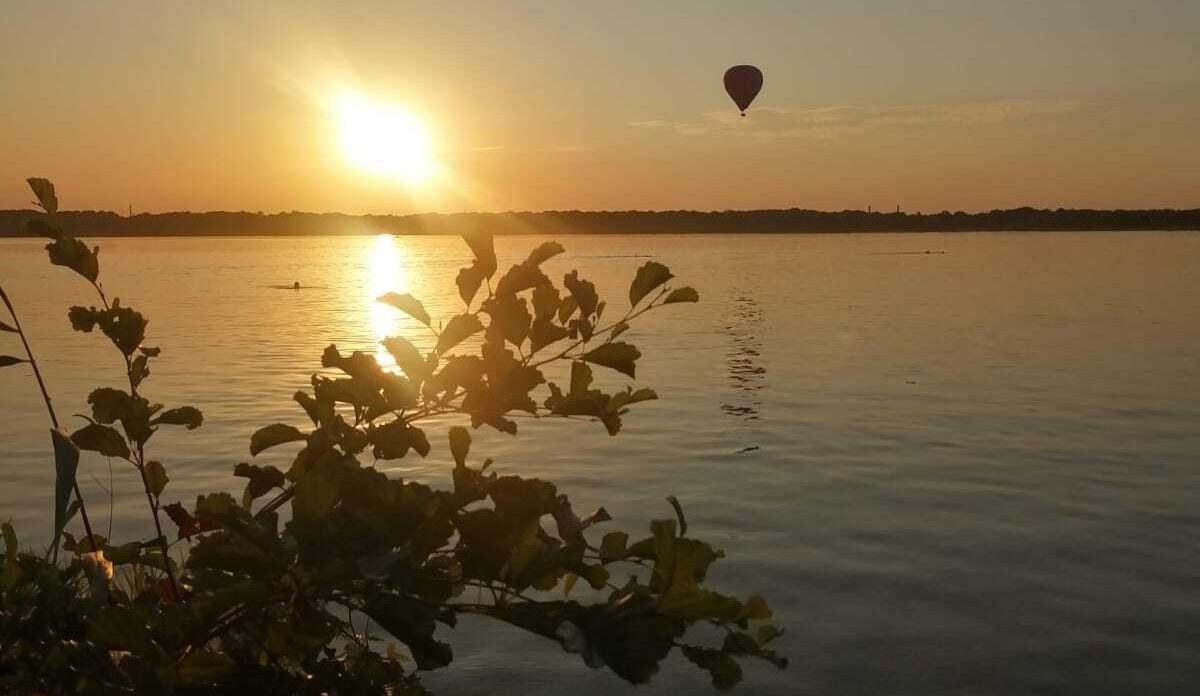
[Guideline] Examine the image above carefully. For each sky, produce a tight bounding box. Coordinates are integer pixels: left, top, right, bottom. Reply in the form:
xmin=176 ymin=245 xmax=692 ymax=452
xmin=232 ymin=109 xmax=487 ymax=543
xmin=1 ymin=0 xmax=1198 ymax=214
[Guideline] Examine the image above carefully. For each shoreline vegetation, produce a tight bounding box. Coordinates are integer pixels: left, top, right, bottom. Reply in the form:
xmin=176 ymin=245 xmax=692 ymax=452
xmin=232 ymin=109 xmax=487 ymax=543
xmin=2 ymin=207 xmax=1200 ymax=238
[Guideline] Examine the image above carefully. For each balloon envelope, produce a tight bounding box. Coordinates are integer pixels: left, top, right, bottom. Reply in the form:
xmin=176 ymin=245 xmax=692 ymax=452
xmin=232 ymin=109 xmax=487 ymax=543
xmin=723 ymin=65 xmax=763 ymax=114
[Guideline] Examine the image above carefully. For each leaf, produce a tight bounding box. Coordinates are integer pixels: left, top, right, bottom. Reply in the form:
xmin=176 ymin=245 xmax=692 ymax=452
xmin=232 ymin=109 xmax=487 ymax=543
xmin=580 ymin=342 xmax=641 ymax=379
xmin=494 ymin=262 xmax=551 ymax=297
xmin=0 ymin=321 xmax=16 ymax=333
xmin=233 ymin=462 xmax=286 ymax=504
xmin=600 ymin=531 xmax=628 ymax=561
xmin=364 ymin=595 xmax=453 ymax=670
xmin=462 ymin=231 xmax=497 ymax=277
xmin=163 ymin=502 xmax=202 ymax=539
xmin=383 ymin=336 xmax=431 ymax=381
xmin=610 ymin=321 xmax=629 ymax=339
xmin=144 ymin=460 xmax=168 ymax=497
xmin=456 ymin=265 xmax=485 ymax=306
xmin=50 ymin=429 xmax=80 ymax=555
xmin=529 ymin=319 xmax=568 ymax=353
xmin=46 ymin=237 xmax=100 ymax=283
xmin=557 ymin=295 xmax=578 ymax=323
xmin=570 ymin=360 xmax=593 ymax=394
xmin=629 ymin=261 xmax=674 ymax=307
xmin=525 ymin=240 xmax=565 ymax=267
xmin=71 ymin=424 xmax=130 ymax=459
xmin=664 ymin=286 xmax=700 ymax=304
xmin=682 ymin=646 xmax=743 ymax=692
xmin=371 ymin=421 xmax=431 ymax=460
xmin=532 ymin=283 xmax=560 ymax=322
xmin=0 ymin=355 xmax=27 ymax=367
xmin=563 ymin=572 xmax=579 ymax=597
xmin=377 ymin=292 xmax=431 ymax=326
xmin=27 ymin=177 xmax=58 ymax=214
xmin=436 ymin=313 xmax=484 ymax=355
xmin=129 ymin=354 xmax=150 ymax=387
xmin=563 ymin=270 xmax=598 ymax=317
xmin=68 ymin=306 xmax=98 ymax=332
xmin=482 ymin=294 xmax=531 ymax=346
xmin=249 ymin=423 xmax=307 ymax=456
xmin=449 ymin=426 xmax=470 ymax=466
xmin=154 ymin=406 xmax=203 ymax=429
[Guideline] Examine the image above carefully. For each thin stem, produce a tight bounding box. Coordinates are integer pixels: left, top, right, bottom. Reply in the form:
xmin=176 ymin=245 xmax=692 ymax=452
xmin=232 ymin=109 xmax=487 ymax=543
xmin=90 ymin=280 xmax=180 ymax=599
xmin=0 ymin=287 xmax=99 ymax=556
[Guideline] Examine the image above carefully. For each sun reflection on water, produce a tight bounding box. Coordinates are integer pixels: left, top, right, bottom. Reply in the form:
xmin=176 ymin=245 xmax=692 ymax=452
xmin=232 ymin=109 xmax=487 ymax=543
xmin=367 ymin=234 xmax=409 ymax=368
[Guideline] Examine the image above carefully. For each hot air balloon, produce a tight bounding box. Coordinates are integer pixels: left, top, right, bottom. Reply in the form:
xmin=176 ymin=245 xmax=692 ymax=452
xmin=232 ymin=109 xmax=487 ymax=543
xmin=723 ymin=65 xmax=763 ymax=116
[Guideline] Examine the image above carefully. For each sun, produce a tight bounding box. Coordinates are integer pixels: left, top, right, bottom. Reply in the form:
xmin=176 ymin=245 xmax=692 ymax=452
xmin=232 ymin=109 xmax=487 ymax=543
xmin=336 ymin=93 xmax=436 ymax=185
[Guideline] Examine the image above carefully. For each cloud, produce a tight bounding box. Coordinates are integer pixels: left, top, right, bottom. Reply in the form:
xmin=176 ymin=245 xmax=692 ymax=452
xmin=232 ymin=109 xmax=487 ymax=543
xmin=629 ymin=100 xmax=1080 ymax=141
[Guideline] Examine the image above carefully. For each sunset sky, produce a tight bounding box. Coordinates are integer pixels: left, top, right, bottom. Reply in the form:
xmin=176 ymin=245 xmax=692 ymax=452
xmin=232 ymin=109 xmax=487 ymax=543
xmin=2 ymin=0 xmax=1198 ymax=214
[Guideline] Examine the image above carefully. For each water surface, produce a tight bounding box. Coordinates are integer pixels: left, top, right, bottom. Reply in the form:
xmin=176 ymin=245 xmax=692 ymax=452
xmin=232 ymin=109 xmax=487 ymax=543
xmin=2 ymin=232 xmax=1199 ymax=694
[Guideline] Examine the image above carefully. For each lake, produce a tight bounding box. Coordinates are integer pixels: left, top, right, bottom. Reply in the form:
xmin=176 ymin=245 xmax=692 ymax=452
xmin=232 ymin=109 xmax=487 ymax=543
xmin=2 ymin=231 xmax=1200 ymax=695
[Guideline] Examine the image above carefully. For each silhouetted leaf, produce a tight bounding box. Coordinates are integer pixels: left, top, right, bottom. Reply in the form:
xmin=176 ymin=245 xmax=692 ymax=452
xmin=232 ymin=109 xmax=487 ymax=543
xmin=629 ymin=261 xmax=674 ymax=307
xmin=462 ymin=231 xmax=497 ymax=277
xmin=482 ymin=294 xmax=531 ymax=346
xmin=580 ymin=342 xmax=641 ymax=378
xmin=46 ymin=237 xmax=99 ymax=283
xmin=68 ymin=305 xmax=98 ymax=332
xmin=557 ymin=295 xmax=578 ymax=323
xmin=129 ymin=354 xmax=150 ymax=387
xmin=383 ymin=335 xmax=432 ymax=382
xmin=249 ymin=423 xmax=307 ymax=456
xmin=0 ymin=321 xmax=16 ymax=333
xmin=71 ymin=424 xmax=130 ymax=459
xmin=600 ymin=531 xmax=628 ymax=561
xmin=50 ymin=429 xmax=79 ymax=555
xmin=371 ymin=421 xmax=431 ymax=459
xmin=610 ymin=321 xmax=629 ymax=339
xmin=377 ymin=292 xmax=431 ymax=326
xmin=70 ymin=301 xmax=146 ymax=356
xmin=144 ymin=460 xmax=168 ymax=497
xmin=532 ymin=284 xmax=560 ymax=322
xmin=26 ymin=177 xmax=57 ymax=214
xmin=570 ymin=360 xmax=593 ymax=394
xmin=163 ymin=502 xmax=202 ymax=539
xmin=436 ymin=313 xmax=484 ymax=355
xmin=563 ymin=270 xmax=598 ymax=316
xmin=234 ymin=462 xmax=285 ymax=505
xmin=154 ymin=406 xmax=203 ymax=429
xmin=449 ymin=426 xmax=470 ymax=466
xmin=525 ymin=241 xmax=565 ymax=267
xmin=664 ymin=286 xmax=700 ymax=304
xmin=0 ymin=355 xmax=27 ymax=367
xmin=495 ymin=262 xmax=551 ymax=297
xmin=529 ymin=319 xmax=569 ymax=353
xmin=364 ymin=595 xmax=453 ymax=670
xmin=682 ymin=646 xmax=743 ymax=692
xmin=456 ymin=265 xmax=485 ymax=305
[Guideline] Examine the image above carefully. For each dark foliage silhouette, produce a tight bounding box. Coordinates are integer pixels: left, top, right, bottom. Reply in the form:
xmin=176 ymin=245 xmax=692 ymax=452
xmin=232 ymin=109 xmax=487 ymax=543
xmin=0 ymin=178 xmax=786 ymax=694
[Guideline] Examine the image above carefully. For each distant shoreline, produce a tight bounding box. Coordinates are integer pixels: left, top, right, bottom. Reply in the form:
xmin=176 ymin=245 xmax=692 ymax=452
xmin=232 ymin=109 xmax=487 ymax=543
xmin=2 ymin=208 xmax=1198 ymax=237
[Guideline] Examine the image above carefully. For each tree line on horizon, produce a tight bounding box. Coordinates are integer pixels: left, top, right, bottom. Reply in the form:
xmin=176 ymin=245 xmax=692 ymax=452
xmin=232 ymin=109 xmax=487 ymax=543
xmin=2 ymin=206 xmax=1199 ymax=237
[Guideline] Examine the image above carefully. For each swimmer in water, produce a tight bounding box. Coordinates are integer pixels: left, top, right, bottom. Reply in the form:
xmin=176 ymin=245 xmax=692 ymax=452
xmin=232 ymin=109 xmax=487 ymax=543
xmin=293 ymin=281 xmax=300 ymax=290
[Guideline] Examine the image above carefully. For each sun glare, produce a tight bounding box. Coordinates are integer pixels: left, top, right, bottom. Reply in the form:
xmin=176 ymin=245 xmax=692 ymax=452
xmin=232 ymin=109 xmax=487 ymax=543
xmin=336 ymin=94 xmax=436 ymax=184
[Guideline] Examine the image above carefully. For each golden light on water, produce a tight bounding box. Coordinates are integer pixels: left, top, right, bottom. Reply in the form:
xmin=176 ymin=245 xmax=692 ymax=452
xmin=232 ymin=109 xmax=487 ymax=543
xmin=336 ymin=93 xmax=436 ymax=185
xmin=367 ymin=234 xmax=409 ymax=367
